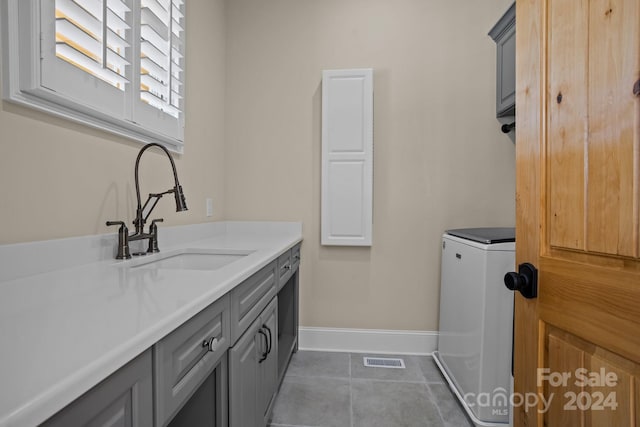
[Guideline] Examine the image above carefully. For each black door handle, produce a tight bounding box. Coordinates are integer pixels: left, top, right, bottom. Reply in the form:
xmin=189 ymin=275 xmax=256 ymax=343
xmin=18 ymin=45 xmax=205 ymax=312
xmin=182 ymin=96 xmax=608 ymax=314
xmin=263 ymin=324 xmax=272 ymax=356
xmin=504 ymin=262 xmax=538 ymax=299
xmin=258 ymin=329 xmax=268 ymax=363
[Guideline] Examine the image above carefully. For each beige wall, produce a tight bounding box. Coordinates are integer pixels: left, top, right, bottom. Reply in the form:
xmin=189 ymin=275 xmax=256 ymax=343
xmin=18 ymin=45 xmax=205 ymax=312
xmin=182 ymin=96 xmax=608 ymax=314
xmin=0 ymin=0 xmax=227 ymax=244
xmin=1 ymin=0 xmax=515 ymax=333
xmin=224 ymin=0 xmax=516 ymax=331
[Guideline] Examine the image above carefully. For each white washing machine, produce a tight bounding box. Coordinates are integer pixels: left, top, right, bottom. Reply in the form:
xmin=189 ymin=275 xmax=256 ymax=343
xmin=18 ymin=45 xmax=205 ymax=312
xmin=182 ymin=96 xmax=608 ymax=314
xmin=433 ymin=228 xmax=515 ymax=427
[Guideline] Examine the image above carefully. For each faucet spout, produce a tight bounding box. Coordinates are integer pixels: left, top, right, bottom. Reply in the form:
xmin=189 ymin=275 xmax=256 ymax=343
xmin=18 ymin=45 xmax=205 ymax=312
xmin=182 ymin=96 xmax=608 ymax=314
xmin=107 ymin=143 xmax=188 ymax=259
xmin=133 ymin=143 xmax=188 ymax=234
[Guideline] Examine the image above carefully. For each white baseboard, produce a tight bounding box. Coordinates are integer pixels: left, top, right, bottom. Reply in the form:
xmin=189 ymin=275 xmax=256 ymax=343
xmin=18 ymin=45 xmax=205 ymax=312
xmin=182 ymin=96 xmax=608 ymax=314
xmin=298 ymin=327 xmax=438 ymax=355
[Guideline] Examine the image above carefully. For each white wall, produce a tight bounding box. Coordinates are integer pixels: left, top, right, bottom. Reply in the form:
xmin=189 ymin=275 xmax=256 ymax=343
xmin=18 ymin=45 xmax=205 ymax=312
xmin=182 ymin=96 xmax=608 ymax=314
xmin=224 ymin=0 xmax=516 ymax=331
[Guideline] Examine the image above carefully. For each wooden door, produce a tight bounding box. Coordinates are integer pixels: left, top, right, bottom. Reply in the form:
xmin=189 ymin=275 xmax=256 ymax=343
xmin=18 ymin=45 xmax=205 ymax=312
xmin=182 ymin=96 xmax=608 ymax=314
xmin=515 ymin=0 xmax=640 ymax=426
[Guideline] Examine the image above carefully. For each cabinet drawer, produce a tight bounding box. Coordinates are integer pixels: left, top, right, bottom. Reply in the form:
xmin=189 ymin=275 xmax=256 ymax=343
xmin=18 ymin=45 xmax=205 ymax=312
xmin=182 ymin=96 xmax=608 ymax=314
xmin=230 ymin=261 xmax=277 ymax=343
xmin=277 ymin=250 xmax=293 ymax=290
xmin=154 ymin=295 xmax=230 ymax=426
xmin=291 ymin=243 xmax=301 ymax=271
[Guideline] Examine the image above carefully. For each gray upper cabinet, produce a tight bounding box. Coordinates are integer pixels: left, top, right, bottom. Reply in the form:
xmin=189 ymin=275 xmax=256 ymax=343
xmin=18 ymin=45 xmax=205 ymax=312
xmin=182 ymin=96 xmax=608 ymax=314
xmin=489 ymin=3 xmax=516 ymax=117
xmin=42 ymin=350 xmax=153 ymax=427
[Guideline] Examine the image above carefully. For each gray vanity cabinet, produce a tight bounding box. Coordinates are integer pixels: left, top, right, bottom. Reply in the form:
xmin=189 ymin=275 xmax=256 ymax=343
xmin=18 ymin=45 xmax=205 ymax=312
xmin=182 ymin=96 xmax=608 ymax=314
xmin=42 ymin=350 xmax=153 ymax=427
xmin=489 ymin=3 xmax=516 ymax=117
xmin=229 ymin=297 xmax=278 ymax=427
xmin=39 ymin=246 xmax=299 ymax=427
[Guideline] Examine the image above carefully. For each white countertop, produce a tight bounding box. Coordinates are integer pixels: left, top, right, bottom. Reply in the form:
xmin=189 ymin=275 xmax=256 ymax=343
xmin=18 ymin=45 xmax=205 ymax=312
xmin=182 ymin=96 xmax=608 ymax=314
xmin=0 ymin=221 xmax=302 ymax=427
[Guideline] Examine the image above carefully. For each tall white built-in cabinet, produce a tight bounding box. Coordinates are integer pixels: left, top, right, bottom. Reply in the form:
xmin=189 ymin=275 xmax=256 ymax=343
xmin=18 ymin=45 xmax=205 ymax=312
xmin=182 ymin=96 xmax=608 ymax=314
xmin=321 ymin=69 xmax=373 ymax=246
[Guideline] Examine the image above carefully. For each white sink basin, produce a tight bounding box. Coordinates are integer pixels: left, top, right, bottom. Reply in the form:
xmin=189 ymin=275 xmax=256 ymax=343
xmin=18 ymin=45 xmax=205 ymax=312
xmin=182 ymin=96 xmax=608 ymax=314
xmin=130 ymin=249 xmax=253 ymax=271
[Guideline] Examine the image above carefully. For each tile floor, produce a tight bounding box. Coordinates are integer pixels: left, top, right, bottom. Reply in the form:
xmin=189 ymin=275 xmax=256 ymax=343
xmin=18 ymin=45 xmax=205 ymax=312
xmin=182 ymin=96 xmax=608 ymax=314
xmin=269 ymin=351 xmax=473 ymax=427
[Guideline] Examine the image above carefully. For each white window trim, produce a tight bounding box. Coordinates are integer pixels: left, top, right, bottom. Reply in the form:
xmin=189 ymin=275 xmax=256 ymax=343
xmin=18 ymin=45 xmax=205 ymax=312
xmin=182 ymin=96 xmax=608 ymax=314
xmin=0 ymin=0 xmax=185 ymax=153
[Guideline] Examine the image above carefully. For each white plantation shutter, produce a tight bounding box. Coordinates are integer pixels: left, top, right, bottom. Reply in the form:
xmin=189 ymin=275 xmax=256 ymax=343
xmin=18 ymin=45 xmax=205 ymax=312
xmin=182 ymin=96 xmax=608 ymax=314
xmin=2 ymin=0 xmax=185 ymax=150
xmin=139 ymin=0 xmax=183 ymax=117
xmin=134 ymin=0 xmax=184 ymax=140
xmin=55 ymin=0 xmax=130 ymax=89
xmin=40 ymin=0 xmax=131 ymax=119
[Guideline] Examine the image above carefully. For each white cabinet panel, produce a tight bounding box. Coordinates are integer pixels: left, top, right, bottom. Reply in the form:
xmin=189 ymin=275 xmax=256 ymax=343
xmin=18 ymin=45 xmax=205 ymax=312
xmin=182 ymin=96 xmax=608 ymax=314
xmin=328 ymin=161 xmax=366 ymax=238
xmin=321 ymin=69 xmax=373 ymax=246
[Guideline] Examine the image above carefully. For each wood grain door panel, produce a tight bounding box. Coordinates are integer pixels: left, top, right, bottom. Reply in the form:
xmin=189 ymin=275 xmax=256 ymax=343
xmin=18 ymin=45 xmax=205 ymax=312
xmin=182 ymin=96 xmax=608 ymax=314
xmin=515 ymin=0 xmax=640 ymax=425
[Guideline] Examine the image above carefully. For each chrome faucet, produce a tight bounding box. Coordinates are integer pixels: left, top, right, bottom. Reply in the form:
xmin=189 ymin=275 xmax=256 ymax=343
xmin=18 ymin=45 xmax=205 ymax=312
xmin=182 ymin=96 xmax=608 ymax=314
xmin=107 ymin=143 xmax=188 ymax=259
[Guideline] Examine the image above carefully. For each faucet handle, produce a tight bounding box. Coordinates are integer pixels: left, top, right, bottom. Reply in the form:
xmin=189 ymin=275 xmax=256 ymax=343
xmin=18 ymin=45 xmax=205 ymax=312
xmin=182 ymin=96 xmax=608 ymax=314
xmin=148 ymin=218 xmax=164 ymax=253
xmin=106 ymin=221 xmax=131 ymax=259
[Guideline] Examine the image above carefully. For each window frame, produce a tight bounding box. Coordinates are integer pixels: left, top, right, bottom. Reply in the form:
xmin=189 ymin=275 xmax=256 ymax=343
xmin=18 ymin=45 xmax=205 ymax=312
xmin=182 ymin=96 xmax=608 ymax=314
xmin=0 ymin=0 xmax=185 ymax=153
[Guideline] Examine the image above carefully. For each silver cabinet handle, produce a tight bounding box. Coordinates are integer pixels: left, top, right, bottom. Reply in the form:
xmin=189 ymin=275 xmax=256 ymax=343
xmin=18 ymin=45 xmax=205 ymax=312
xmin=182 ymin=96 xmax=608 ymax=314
xmin=282 ymin=264 xmax=291 ymax=271
xmin=202 ymin=337 xmax=218 ymax=352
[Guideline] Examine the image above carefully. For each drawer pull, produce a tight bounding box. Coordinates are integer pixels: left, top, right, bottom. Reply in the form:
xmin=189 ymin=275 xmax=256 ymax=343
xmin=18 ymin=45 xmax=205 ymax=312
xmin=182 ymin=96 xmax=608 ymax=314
xmin=202 ymin=337 xmax=219 ymax=352
xmin=281 ymin=264 xmax=291 ymax=271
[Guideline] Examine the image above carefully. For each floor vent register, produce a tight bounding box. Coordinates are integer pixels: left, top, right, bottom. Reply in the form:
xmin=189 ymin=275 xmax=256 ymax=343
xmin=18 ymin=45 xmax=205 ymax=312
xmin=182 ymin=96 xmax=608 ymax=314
xmin=363 ymin=357 xmax=406 ymax=369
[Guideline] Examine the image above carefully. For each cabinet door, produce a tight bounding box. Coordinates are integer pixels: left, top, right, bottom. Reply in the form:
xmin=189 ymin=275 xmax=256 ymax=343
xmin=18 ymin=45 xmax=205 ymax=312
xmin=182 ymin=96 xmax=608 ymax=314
xmin=229 ymin=318 xmax=261 ymax=427
xmin=154 ymin=295 xmax=229 ymax=426
xmin=321 ymin=68 xmax=374 ymax=246
xmin=42 ymin=350 xmax=152 ymax=427
xmin=496 ymin=22 xmax=516 ymax=116
xmin=489 ymin=3 xmax=516 ymax=117
xmin=167 ymin=354 xmax=228 ymax=427
xmin=277 ymin=269 xmax=299 ymax=384
xmin=229 ymin=297 xmax=279 ymax=427
xmin=258 ymin=298 xmax=278 ymax=426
